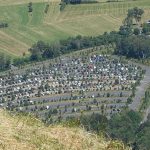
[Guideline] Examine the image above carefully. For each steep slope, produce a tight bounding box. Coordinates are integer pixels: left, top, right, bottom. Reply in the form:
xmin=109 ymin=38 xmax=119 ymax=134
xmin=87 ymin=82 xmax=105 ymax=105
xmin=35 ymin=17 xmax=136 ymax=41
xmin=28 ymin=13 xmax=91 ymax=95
xmin=0 ymin=109 xmax=130 ymax=150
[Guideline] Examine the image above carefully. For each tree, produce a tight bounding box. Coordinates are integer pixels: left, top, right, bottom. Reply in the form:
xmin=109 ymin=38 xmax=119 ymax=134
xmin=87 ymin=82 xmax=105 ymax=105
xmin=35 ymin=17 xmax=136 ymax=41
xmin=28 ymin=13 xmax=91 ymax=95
xmin=29 ymin=41 xmax=45 ymax=61
xmin=134 ymin=28 xmax=140 ymax=35
xmin=80 ymin=113 xmax=108 ymax=132
xmin=37 ymin=90 xmax=41 ymax=97
xmin=107 ymin=92 xmax=110 ymax=97
xmin=44 ymin=4 xmax=49 ymax=13
xmin=28 ymin=2 xmax=33 ymax=13
xmin=119 ymin=25 xmax=132 ymax=36
xmin=108 ymin=110 xmax=142 ymax=144
xmin=133 ymin=7 xmax=144 ymax=25
xmin=0 ymin=22 xmax=8 ymax=28
xmin=135 ymin=119 xmax=150 ymax=150
xmin=127 ymin=97 xmax=133 ymax=104
xmin=124 ymin=7 xmax=144 ymax=27
xmin=123 ymin=15 xmax=133 ymax=27
xmin=0 ymin=53 xmax=11 ymax=71
xmin=142 ymin=23 xmax=150 ymax=34
xmin=116 ymin=35 xmax=150 ymax=59
xmin=60 ymin=2 xmax=66 ymax=11
xmin=0 ymin=53 xmax=5 ymax=70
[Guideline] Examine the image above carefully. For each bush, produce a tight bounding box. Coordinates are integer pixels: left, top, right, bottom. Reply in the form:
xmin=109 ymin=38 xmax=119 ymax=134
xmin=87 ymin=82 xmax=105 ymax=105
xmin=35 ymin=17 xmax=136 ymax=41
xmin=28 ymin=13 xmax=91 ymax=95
xmin=134 ymin=28 xmax=140 ymax=35
xmin=60 ymin=2 xmax=66 ymax=11
xmin=28 ymin=2 xmax=33 ymax=13
xmin=0 ymin=22 xmax=8 ymax=28
xmin=44 ymin=4 xmax=49 ymax=13
xmin=108 ymin=110 xmax=142 ymax=144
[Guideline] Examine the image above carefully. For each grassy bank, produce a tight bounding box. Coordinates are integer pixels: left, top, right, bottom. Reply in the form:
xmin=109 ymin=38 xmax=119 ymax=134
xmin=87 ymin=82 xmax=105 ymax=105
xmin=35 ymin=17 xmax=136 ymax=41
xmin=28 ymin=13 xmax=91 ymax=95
xmin=0 ymin=109 xmax=130 ymax=150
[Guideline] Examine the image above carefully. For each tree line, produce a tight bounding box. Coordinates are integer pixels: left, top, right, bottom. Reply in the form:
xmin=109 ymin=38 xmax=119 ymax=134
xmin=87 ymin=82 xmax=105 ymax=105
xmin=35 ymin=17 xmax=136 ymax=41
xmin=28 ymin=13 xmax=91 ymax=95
xmin=115 ymin=35 xmax=150 ymax=59
xmin=61 ymin=0 xmax=97 ymax=4
xmin=0 ymin=53 xmax=11 ymax=71
xmin=1 ymin=7 xmax=150 ymax=71
xmin=29 ymin=7 xmax=150 ymax=61
xmin=28 ymin=2 xmax=33 ymax=13
xmin=64 ymin=110 xmax=150 ymax=150
xmin=28 ymin=32 xmax=120 ymax=62
xmin=60 ymin=0 xmax=97 ymax=11
xmin=0 ymin=22 xmax=8 ymax=28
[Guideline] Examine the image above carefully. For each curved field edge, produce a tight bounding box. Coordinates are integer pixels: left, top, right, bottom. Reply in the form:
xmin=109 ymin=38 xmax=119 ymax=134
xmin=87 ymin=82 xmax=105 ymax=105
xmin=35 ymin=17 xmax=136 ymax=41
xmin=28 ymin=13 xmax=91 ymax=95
xmin=0 ymin=0 xmax=150 ymax=57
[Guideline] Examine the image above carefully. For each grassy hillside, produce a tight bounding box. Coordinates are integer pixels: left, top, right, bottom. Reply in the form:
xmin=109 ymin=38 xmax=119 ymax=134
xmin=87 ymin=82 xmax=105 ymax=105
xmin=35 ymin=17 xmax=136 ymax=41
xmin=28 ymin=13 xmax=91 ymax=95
xmin=0 ymin=0 xmax=150 ymax=56
xmin=0 ymin=109 xmax=130 ymax=150
xmin=0 ymin=0 xmax=60 ymax=6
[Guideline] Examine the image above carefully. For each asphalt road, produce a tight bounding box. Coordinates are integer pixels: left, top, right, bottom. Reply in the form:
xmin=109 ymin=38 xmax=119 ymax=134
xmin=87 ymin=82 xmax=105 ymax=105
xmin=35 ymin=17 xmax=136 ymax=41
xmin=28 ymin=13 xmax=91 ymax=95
xmin=143 ymin=106 xmax=150 ymax=122
xmin=129 ymin=64 xmax=150 ymax=121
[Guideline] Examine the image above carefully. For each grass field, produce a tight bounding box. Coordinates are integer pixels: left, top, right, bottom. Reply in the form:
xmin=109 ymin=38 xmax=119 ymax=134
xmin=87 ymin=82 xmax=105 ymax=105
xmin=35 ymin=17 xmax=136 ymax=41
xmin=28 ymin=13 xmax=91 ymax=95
xmin=0 ymin=109 xmax=130 ymax=150
xmin=0 ymin=0 xmax=150 ymax=56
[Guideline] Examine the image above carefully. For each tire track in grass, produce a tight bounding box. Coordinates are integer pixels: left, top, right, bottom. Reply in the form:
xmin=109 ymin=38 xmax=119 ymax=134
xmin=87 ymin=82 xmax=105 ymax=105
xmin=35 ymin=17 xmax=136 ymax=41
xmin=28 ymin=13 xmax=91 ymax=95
xmin=0 ymin=31 xmax=30 ymax=56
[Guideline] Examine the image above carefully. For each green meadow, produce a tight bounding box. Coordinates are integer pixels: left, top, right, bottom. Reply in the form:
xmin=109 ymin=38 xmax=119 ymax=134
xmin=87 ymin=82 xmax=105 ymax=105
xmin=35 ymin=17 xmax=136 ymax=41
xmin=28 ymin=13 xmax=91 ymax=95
xmin=0 ymin=0 xmax=150 ymax=56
